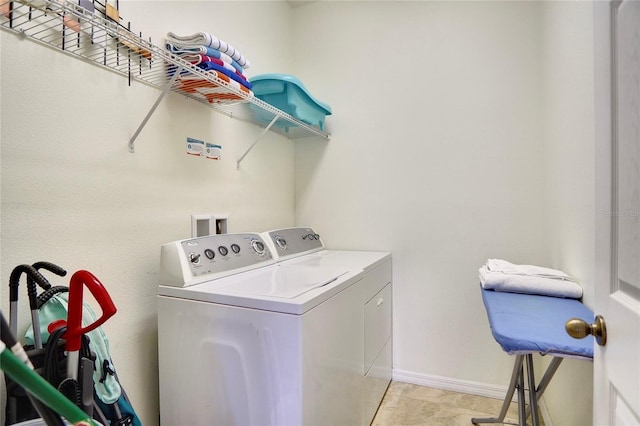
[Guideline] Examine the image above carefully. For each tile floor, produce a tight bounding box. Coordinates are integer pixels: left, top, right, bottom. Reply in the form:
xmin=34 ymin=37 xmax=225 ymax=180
xmin=372 ymin=381 xmax=538 ymax=426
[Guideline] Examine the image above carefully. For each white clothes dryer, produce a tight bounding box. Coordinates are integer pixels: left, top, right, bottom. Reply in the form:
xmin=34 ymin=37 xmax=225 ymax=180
xmin=157 ymin=228 xmax=391 ymax=426
xmin=261 ymin=227 xmax=394 ymax=423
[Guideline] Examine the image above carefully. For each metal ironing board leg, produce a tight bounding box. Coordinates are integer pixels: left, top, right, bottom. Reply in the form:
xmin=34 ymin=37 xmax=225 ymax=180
xmin=516 ymin=360 xmax=526 ymax=426
xmin=472 ymin=355 xmax=565 ymax=425
xmin=525 ymin=354 xmax=539 ymax=426
xmin=471 ymin=355 xmax=524 ymax=425
xmin=524 ymin=357 xmax=564 ymax=420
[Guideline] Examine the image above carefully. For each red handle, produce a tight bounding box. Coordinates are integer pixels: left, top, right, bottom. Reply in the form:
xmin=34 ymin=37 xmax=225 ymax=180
xmin=64 ymin=270 xmax=117 ymax=351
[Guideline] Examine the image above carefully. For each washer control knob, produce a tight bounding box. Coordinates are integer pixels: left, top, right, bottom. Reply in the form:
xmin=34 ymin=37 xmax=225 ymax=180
xmin=274 ymin=236 xmax=287 ymax=250
xmin=189 ymin=253 xmax=201 ymax=264
xmin=204 ymin=249 xmax=215 ymax=260
xmin=218 ymin=246 xmax=229 ymax=256
xmin=231 ymin=244 xmax=241 ymax=254
xmin=251 ymin=239 xmax=266 ymax=256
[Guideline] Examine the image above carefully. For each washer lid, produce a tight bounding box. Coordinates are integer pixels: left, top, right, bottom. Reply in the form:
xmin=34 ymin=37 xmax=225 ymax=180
xmin=215 ymin=264 xmax=349 ymax=299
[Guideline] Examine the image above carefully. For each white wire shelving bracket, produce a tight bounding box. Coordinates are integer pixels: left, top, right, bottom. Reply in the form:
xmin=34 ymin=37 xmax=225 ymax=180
xmin=236 ymin=114 xmax=279 ymax=170
xmin=128 ymin=65 xmax=183 ymax=153
xmin=1 ymin=0 xmax=331 ymax=159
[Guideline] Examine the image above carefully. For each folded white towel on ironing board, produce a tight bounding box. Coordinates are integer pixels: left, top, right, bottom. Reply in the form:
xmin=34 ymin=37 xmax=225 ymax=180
xmin=486 ymin=259 xmax=576 ymax=281
xmin=479 ymin=259 xmax=583 ymax=299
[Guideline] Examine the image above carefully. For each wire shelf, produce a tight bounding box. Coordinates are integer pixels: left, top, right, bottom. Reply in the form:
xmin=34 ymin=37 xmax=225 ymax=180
xmin=0 ymin=0 xmax=330 ymax=152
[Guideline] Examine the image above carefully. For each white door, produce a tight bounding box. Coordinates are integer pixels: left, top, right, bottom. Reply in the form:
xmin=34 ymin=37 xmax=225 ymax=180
xmin=592 ymin=0 xmax=640 ymax=424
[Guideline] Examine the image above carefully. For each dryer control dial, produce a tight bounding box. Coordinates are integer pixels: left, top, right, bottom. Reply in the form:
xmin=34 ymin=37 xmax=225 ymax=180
xmin=189 ymin=253 xmax=201 ymax=264
xmin=251 ymin=239 xmax=266 ymax=256
xmin=274 ymin=236 xmax=287 ymax=250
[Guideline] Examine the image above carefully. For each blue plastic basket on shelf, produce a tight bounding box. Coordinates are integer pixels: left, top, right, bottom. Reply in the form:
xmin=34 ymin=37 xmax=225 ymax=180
xmin=249 ymin=73 xmax=332 ymax=131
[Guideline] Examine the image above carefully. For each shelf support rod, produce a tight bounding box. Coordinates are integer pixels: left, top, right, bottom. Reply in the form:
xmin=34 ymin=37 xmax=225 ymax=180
xmin=236 ymin=114 xmax=280 ymax=170
xmin=128 ymin=65 xmax=184 ymax=153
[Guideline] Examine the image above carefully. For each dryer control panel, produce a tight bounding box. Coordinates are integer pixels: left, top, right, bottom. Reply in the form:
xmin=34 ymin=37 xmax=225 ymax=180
xmin=159 ymin=233 xmax=276 ymax=287
xmin=263 ymin=227 xmax=325 ymax=261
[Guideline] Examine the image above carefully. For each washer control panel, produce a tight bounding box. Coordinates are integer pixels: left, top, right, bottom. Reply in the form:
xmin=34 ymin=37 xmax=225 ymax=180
xmin=263 ymin=227 xmax=324 ymax=260
xmin=159 ymin=233 xmax=276 ymax=287
xmin=181 ymin=233 xmax=273 ymax=277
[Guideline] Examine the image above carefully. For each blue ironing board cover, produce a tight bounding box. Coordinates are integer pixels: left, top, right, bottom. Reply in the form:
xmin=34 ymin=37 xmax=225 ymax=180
xmin=480 ymin=286 xmax=594 ymax=360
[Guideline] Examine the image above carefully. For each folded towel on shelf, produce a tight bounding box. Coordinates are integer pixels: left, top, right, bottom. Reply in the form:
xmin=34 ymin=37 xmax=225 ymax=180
xmin=196 ymin=61 xmax=252 ymax=90
xmin=166 ymin=32 xmax=250 ymax=68
xmin=176 ymin=72 xmax=253 ymax=105
xmin=479 ymin=260 xmax=582 ymax=299
xmin=177 ymin=53 xmax=217 ymax=65
xmin=209 ymin=70 xmax=252 ymax=95
xmin=177 ymin=53 xmax=248 ymax=82
xmin=165 ymin=60 xmax=249 ymax=89
xmin=166 ymin=43 xmax=245 ymax=74
xmin=179 ymin=53 xmax=236 ymax=72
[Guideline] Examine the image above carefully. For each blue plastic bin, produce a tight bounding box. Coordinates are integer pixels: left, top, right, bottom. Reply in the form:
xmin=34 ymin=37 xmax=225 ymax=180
xmin=249 ymin=74 xmax=332 ymax=131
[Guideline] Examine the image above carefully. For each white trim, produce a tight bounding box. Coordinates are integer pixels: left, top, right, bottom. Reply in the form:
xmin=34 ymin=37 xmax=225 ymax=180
xmin=392 ymin=369 xmax=509 ymax=400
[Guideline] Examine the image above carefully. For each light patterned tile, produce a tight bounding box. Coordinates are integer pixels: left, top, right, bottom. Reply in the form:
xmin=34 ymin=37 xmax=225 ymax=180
xmin=372 ymin=381 xmax=543 ymax=426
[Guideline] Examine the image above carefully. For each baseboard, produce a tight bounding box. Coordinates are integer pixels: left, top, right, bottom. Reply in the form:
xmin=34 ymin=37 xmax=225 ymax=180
xmin=392 ymin=368 xmax=511 ymax=400
xmin=391 ymin=369 xmax=553 ymax=426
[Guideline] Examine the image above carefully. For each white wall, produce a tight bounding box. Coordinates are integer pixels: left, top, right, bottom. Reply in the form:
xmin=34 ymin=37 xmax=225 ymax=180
xmin=0 ymin=2 xmax=294 ymax=423
xmin=539 ymin=2 xmax=597 ymax=425
xmin=293 ymin=1 xmax=599 ymax=425
xmin=293 ymin=0 xmax=548 ymax=388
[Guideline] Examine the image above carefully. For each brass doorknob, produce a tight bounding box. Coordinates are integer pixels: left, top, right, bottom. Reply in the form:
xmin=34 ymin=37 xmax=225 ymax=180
xmin=565 ymin=315 xmax=607 ymax=346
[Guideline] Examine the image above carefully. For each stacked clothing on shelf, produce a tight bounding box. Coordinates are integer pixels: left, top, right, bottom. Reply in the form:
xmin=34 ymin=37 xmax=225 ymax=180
xmin=165 ymin=31 xmax=253 ymax=104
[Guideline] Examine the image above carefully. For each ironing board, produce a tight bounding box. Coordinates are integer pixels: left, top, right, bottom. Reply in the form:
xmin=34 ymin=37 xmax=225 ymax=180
xmin=474 ymin=286 xmax=594 ymax=426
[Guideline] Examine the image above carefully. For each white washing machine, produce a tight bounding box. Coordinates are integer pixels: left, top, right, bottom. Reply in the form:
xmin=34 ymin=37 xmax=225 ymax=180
xmin=157 ymin=228 xmax=392 ymax=426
